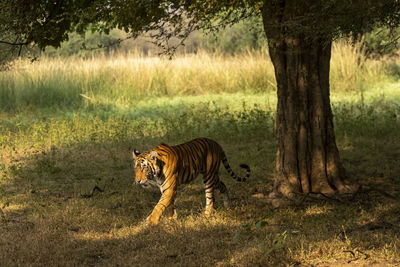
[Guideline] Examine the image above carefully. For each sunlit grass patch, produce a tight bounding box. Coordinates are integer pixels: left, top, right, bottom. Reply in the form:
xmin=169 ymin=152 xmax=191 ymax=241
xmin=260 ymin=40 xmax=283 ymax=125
xmin=304 ymin=204 xmax=332 ymax=216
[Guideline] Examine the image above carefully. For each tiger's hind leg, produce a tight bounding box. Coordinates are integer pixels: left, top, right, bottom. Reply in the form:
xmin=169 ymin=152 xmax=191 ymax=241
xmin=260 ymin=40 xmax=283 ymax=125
xmin=203 ymin=174 xmax=216 ymax=216
xmin=217 ymin=181 xmax=231 ymax=208
xmin=165 ymin=198 xmax=177 ymax=220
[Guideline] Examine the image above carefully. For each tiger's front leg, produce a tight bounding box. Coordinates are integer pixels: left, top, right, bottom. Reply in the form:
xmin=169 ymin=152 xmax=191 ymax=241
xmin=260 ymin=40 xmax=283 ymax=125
xmin=146 ymin=180 xmax=177 ymax=225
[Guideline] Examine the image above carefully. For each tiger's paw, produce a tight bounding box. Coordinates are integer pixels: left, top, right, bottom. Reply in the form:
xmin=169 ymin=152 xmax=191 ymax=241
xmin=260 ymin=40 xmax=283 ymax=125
xmin=165 ymin=208 xmax=177 ymax=220
xmin=146 ymin=215 xmax=160 ymax=225
xmin=204 ymin=208 xmax=214 ymax=217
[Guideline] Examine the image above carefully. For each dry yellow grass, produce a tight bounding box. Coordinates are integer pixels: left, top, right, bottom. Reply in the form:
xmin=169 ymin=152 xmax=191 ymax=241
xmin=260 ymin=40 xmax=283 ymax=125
xmin=2 ymin=41 xmax=398 ymax=111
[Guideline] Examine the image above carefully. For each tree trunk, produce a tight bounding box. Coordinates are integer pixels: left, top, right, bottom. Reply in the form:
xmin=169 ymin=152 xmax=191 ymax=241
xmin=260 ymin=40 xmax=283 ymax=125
xmin=262 ymin=5 xmax=355 ymax=200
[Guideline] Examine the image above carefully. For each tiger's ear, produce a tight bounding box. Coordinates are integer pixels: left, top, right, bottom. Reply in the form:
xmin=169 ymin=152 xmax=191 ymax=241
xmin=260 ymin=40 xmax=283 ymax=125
xmin=149 ymin=151 xmax=158 ymax=161
xmin=132 ymin=149 xmax=141 ymax=160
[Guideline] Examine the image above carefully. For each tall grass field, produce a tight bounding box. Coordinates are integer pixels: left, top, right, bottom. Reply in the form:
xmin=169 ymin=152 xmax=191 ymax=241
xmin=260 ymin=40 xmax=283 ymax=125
xmin=0 ymin=41 xmax=399 ymax=266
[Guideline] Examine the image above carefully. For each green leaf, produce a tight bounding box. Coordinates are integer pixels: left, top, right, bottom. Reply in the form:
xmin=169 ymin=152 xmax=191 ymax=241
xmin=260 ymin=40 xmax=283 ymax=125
xmin=233 ymin=231 xmax=242 ymax=239
xmin=255 ymin=220 xmax=268 ymax=229
xmin=241 ymin=223 xmax=252 ymax=229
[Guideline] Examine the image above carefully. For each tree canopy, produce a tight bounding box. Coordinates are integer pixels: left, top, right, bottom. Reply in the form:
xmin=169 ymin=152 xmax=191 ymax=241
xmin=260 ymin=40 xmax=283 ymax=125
xmin=1 ymin=1 xmax=399 ymax=52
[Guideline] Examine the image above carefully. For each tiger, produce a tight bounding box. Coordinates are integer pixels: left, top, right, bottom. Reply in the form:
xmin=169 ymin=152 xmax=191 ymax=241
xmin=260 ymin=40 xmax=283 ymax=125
xmin=132 ymin=137 xmax=250 ymax=225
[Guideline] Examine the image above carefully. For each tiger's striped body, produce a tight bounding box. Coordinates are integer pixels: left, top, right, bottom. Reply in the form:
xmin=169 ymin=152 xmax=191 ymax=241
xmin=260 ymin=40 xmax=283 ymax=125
xmin=133 ymin=138 xmax=250 ymax=225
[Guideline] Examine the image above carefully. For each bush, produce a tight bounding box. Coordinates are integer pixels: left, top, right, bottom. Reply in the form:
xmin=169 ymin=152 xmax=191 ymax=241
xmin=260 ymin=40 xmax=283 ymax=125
xmin=44 ymin=30 xmax=125 ymax=57
xmin=363 ymin=26 xmax=400 ymax=57
xmin=201 ymin=16 xmax=267 ymax=54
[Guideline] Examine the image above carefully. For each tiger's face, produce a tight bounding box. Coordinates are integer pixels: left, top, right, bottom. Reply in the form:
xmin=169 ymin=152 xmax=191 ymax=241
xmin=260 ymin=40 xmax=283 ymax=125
xmin=132 ymin=150 xmax=160 ymax=186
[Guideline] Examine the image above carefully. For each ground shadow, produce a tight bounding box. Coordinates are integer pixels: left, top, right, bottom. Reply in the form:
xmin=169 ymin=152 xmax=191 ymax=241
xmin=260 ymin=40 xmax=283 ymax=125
xmin=1 ymin=114 xmax=399 ymax=265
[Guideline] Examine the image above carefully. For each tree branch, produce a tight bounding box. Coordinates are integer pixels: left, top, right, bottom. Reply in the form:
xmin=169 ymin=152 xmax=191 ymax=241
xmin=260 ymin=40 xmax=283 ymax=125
xmin=0 ymin=40 xmax=30 ymax=46
xmin=80 ymin=185 xmax=104 ymax=198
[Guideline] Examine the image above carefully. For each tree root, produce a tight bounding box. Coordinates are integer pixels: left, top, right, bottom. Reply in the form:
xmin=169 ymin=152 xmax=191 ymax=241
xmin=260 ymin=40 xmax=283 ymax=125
xmin=252 ymin=183 xmax=398 ymax=208
xmin=0 ymin=207 xmax=5 ymax=222
xmin=358 ymin=184 xmax=397 ymax=201
xmin=81 ymin=185 xmax=104 ymax=198
xmin=344 ymin=248 xmax=369 ymax=263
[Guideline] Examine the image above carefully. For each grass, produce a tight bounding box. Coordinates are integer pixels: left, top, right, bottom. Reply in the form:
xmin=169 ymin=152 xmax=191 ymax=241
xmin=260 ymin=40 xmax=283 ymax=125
xmin=1 ymin=40 xmax=399 ymax=111
xmin=0 ymin=41 xmax=400 ymax=266
xmin=0 ymin=50 xmax=275 ymax=111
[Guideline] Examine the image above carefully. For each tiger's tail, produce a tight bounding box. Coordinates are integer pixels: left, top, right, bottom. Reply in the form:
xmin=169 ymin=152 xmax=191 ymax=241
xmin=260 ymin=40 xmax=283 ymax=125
xmin=221 ymin=152 xmax=250 ymax=182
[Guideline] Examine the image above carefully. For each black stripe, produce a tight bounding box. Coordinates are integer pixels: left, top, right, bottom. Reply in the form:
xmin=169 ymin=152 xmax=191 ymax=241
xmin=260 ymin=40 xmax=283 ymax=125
xmin=204 ymin=174 xmax=214 ymax=184
xmin=205 ymin=179 xmax=217 ymax=190
xmin=162 ymin=182 xmax=173 ymax=194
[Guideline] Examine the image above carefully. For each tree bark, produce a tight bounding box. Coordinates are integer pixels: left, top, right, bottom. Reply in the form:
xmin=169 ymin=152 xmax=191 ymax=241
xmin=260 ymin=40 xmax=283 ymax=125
xmin=262 ymin=3 xmax=355 ymax=199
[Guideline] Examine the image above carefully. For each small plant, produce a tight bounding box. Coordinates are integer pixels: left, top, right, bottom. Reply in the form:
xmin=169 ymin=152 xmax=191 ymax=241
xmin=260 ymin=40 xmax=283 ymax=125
xmin=264 ymin=231 xmax=288 ymax=255
xmin=234 ymin=220 xmax=288 ymax=255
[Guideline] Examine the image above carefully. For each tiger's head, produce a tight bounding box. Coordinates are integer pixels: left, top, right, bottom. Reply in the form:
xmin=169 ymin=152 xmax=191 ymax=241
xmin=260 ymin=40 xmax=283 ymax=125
xmin=132 ymin=149 xmax=160 ymax=187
